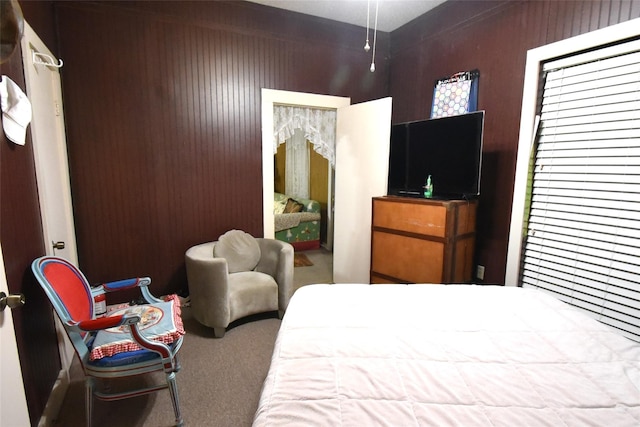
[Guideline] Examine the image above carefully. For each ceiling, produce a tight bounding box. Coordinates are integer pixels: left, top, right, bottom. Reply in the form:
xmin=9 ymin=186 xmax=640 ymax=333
xmin=247 ymin=0 xmax=447 ymax=32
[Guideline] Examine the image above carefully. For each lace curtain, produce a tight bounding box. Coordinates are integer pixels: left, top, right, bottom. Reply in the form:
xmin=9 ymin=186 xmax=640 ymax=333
xmin=285 ymin=129 xmax=310 ymax=198
xmin=273 ymin=105 xmax=337 ymax=167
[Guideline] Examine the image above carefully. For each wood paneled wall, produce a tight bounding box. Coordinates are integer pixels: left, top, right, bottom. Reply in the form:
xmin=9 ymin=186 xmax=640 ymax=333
xmin=390 ymin=0 xmax=640 ymax=284
xmin=41 ymin=0 xmax=640 ymax=300
xmin=54 ymin=1 xmax=389 ymax=298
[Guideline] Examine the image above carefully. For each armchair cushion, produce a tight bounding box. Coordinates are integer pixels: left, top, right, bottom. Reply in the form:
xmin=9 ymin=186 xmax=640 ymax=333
xmin=228 ymin=271 xmax=278 ymax=321
xmin=89 ymin=341 xmax=182 ymax=368
xmin=213 ymin=229 xmax=261 ymax=273
xmin=89 ymin=294 xmax=184 ymax=360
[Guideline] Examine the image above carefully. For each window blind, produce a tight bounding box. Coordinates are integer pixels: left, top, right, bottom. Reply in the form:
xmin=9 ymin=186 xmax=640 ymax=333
xmin=521 ymin=43 xmax=640 ymax=342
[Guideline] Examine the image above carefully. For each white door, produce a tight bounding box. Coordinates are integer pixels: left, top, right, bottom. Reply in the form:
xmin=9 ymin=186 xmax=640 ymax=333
xmin=21 ymin=23 xmax=78 ymax=265
xmin=20 ymin=22 xmax=77 ymax=372
xmin=333 ymin=97 xmax=392 ymax=283
xmin=0 ymin=244 xmax=30 ymax=426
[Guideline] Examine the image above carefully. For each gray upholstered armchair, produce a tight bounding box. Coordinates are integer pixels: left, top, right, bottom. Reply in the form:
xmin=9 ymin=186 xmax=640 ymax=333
xmin=185 ymin=230 xmax=294 ymax=338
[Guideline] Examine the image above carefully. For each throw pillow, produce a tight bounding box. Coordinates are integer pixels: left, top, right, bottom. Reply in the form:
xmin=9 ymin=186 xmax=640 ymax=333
xmin=214 ymin=230 xmax=261 ymax=273
xmin=274 ymin=198 xmax=287 ymax=214
xmin=284 ymin=198 xmax=304 ymax=213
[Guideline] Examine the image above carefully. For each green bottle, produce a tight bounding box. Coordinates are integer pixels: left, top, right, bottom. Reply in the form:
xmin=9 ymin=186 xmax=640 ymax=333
xmin=424 ymin=175 xmax=433 ymax=198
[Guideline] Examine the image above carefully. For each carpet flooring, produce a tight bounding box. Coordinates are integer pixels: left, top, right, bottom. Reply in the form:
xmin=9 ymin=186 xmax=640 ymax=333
xmin=51 ymin=248 xmax=333 ymax=427
xmin=53 ymin=309 xmax=281 ymax=427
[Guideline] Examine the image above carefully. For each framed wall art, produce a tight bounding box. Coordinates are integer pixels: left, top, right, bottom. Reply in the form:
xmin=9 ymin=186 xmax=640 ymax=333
xmin=431 ymin=69 xmax=479 ymax=118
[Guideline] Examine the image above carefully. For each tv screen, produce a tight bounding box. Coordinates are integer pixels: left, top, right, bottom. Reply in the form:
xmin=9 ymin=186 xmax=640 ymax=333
xmin=388 ymin=111 xmax=484 ymax=199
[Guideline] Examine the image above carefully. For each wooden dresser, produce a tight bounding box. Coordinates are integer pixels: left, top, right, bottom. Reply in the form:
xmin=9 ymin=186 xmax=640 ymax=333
xmin=370 ymin=196 xmax=478 ymax=284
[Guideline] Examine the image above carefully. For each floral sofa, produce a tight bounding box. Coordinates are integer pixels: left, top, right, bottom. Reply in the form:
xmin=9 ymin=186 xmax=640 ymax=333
xmin=274 ymin=192 xmax=321 ymax=250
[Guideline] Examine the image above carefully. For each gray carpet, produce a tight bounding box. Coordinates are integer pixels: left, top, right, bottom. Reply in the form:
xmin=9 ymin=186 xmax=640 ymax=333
xmin=52 ymin=248 xmax=332 ymax=427
xmin=53 ymin=309 xmax=281 ymax=427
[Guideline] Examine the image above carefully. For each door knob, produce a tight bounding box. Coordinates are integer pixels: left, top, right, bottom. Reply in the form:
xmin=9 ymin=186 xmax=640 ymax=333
xmin=52 ymin=241 xmax=65 ymax=250
xmin=0 ymin=292 xmax=25 ymax=311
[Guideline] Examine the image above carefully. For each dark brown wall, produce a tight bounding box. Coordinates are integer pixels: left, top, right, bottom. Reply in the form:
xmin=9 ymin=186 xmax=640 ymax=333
xmin=29 ymin=0 xmax=640 ymax=301
xmin=54 ymin=1 xmax=390 ymax=299
xmin=6 ymin=0 xmax=639 ymax=419
xmin=390 ymin=0 xmax=640 ymax=284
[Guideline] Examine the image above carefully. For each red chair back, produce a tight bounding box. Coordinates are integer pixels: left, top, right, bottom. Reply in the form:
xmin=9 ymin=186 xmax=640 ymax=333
xmin=34 ymin=257 xmax=94 ymax=324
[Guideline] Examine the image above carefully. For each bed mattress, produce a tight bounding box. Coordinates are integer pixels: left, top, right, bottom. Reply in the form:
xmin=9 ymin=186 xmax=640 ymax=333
xmin=253 ymin=284 xmax=640 ymax=426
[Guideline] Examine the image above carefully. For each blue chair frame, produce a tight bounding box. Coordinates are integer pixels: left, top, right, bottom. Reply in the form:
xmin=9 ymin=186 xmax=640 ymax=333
xmin=31 ymin=256 xmax=184 ymax=427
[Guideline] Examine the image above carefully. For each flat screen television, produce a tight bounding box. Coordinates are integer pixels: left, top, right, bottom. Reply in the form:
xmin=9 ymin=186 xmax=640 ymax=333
xmin=388 ymin=111 xmax=485 ymax=199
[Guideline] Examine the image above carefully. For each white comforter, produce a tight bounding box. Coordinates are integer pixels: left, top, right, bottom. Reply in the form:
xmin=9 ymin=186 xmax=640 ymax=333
xmin=253 ymin=284 xmax=640 ymax=426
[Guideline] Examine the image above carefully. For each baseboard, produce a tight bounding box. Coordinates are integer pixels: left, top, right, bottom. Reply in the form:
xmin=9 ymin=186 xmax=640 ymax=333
xmin=38 ymin=368 xmax=70 ymax=427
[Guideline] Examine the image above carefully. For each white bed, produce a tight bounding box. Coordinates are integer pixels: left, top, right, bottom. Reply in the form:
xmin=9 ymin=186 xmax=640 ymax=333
xmin=253 ymin=284 xmax=640 ymax=426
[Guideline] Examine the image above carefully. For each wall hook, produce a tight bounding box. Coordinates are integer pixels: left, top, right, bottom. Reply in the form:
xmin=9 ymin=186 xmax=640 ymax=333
xmin=32 ymin=51 xmax=63 ymax=68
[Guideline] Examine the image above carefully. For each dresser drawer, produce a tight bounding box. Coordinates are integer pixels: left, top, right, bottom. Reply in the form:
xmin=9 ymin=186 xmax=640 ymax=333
xmin=372 ymin=198 xmax=447 ymax=238
xmin=371 ymin=230 xmax=444 ymax=283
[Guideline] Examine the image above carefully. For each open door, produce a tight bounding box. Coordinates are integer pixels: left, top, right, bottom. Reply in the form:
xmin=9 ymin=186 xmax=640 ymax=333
xmin=22 ymin=23 xmax=78 ymax=266
xmin=19 ymin=22 xmax=78 ymax=421
xmin=333 ymin=97 xmax=392 ymax=283
xmin=0 ymin=244 xmax=30 ymax=426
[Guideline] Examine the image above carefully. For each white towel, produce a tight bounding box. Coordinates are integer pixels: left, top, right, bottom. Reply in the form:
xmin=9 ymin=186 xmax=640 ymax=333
xmin=0 ymin=75 xmax=32 ymax=145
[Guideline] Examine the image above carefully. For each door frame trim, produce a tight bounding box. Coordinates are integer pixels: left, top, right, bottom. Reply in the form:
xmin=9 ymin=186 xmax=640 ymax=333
xmin=261 ymin=88 xmax=350 ymax=239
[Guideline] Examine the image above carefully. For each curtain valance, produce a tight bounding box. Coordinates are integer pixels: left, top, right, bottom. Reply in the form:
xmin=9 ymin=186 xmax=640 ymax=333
xmin=273 ymin=105 xmax=337 ymax=167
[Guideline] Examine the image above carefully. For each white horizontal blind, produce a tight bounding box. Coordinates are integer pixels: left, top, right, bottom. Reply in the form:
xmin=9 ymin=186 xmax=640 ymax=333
xmin=521 ymin=42 xmax=640 ymax=342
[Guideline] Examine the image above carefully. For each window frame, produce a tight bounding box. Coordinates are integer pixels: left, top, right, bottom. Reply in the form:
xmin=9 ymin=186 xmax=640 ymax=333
xmin=505 ymin=17 xmax=640 ymax=286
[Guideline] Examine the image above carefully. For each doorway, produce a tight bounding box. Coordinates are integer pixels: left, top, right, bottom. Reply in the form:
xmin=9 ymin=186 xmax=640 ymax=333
xmin=262 ymin=90 xmax=351 ymax=284
xmin=262 ymin=89 xmax=393 ymax=283
xmin=261 ymin=89 xmax=350 ymax=242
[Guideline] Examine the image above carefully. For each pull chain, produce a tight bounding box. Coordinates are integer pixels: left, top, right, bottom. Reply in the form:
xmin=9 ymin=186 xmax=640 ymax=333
xmin=364 ymin=0 xmax=370 ymax=52
xmin=370 ymin=0 xmax=378 ymax=72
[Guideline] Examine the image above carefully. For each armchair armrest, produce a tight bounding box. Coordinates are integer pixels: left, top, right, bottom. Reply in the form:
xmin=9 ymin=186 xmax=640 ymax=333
xmin=76 ymin=313 xmax=138 ymax=331
xmin=185 ymin=242 xmax=231 ymax=326
xmin=128 ymin=322 xmax=174 ymax=363
xmin=255 ymin=239 xmax=294 ymax=311
xmin=304 ymin=198 xmax=321 ymax=213
xmin=101 ymin=277 xmax=162 ymax=303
